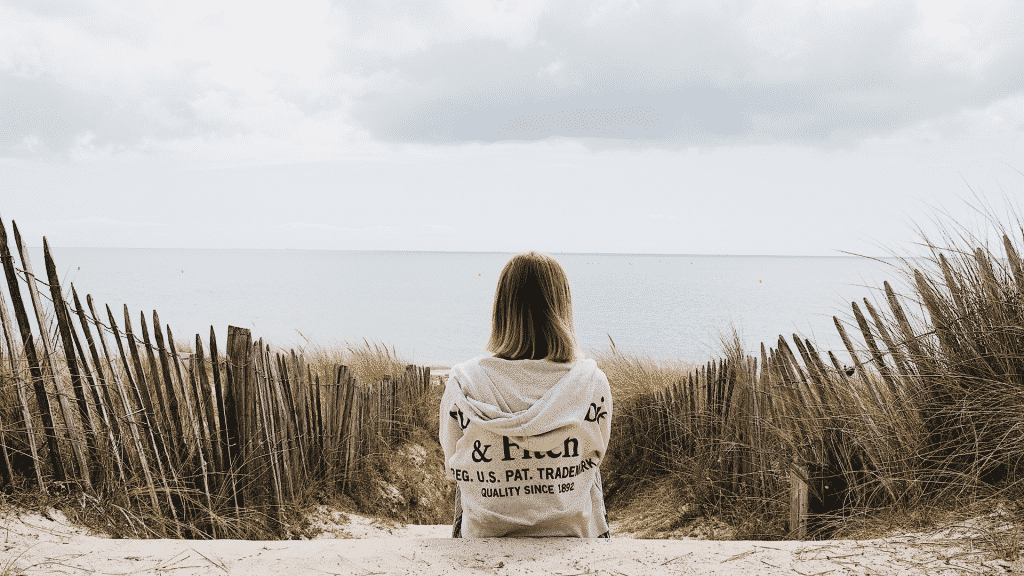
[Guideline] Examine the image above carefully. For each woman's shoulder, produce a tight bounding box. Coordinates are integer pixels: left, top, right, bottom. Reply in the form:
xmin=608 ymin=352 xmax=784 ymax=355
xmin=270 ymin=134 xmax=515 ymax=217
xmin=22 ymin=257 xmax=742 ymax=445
xmin=449 ymin=354 xmax=494 ymax=374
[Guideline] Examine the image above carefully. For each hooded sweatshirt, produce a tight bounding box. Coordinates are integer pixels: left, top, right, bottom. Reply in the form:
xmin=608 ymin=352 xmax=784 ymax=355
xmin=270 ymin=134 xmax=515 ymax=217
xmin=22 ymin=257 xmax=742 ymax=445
xmin=439 ymin=355 xmax=612 ymax=538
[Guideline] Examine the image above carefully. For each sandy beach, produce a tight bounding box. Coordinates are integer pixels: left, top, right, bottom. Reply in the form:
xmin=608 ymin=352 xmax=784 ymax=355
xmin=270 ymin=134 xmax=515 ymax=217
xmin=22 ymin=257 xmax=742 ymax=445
xmin=2 ymin=508 xmax=1019 ymax=575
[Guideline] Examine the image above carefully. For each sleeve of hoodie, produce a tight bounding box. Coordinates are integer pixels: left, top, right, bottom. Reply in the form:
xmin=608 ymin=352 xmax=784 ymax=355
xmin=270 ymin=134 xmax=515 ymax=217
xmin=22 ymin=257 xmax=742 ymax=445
xmin=596 ymin=367 xmax=613 ymax=454
xmin=438 ymin=376 xmax=463 ymax=478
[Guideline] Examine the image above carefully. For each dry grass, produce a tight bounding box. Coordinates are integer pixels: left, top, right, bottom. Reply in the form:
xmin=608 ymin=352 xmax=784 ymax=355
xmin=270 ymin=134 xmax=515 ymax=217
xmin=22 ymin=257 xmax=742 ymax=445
xmin=298 ymin=338 xmax=410 ymax=385
xmin=596 ymin=206 xmax=1024 ymax=540
xmin=3 ymin=206 xmax=1023 ymax=543
xmin=591 ymin=336 xmax=696 ymax=402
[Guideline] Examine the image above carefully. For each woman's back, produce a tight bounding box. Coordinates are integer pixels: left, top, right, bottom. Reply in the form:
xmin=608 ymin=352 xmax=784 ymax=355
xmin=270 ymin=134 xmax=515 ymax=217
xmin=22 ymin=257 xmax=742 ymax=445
xmin=439 ymin=354 xmax=612 ymax=537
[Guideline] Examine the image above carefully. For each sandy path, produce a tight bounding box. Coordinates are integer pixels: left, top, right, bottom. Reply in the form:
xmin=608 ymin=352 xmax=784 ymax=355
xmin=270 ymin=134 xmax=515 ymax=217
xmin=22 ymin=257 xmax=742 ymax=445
xmin=1 ymin=511 xmax=1016 ymax=575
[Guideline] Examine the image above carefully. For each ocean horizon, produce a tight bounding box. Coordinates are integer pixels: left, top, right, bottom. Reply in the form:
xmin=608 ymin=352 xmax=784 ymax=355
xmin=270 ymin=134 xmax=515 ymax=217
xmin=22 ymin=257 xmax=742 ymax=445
xmin=30 ymin=247 xmax=903 ymax=368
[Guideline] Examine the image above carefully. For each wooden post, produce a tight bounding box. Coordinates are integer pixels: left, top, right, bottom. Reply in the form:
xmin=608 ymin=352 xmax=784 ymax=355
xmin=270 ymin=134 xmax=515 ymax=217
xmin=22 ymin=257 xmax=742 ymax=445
xmin=224 ymin=326 xmax=251 ymax=507
xmin=135 ymin=309 xmax=174 ymax=453
xmin=13 ymin=225 xmax=91 ymax=490
xmin=312 ymin=370 xmax=324 ymax=475
xmin=790 ymin=460 xmax=808 ymax=539
xmin=150 ymin=312 xmax=184 ymax=450
xmin=169 ymin=326 xmax=215 ymax=535
xmin=86 ymin=295 xmax=160 ymax=513
xmin=67 ymin=302 xmax=126 ymax=484
xmin=43 ymin=239 xmax=100 ymax=487
xmin=71 ymin=286 xmax=127 ymax=482
xmin=208 ymin=327 xmax=239 ymax=512
xmin=194 ymin=334 xmax=222 ymax=473
xmin=0 ymin=266 xmax=44 ymax=490
xmin=122 ymin=307 xmax=173 ymax=472
xmin=253 ymin=341 xmax=283 ymax=525
xmin=111 ymin=305 xmax=180 ymax=533
xmin=0 ymin=219 xmax=65 ymax=484
xmin=167 ymin=326 xmax=202 ymax=447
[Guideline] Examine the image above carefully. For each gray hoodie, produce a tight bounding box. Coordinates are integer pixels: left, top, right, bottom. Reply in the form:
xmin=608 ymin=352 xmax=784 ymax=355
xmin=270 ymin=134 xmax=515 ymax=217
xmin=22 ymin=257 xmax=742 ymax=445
xmin=439 ymin=355 xmax=613 ymax=537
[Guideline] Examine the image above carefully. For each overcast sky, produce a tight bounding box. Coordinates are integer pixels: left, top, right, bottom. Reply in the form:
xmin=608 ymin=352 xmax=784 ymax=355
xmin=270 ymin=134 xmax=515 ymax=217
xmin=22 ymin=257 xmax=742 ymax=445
xmin=2 ymin=0 xmax=1022 ymax=255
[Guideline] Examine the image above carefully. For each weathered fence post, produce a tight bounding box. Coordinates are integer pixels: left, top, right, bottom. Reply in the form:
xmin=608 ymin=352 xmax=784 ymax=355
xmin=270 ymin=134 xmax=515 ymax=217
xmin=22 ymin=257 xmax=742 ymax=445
xmin=0 ymin=219 xmax=66 ymax=484
xmin=0 ymin=264 xmax=44 ymax=490
xmin=13 ymin=225 xmax=92 ymax=490
xmin=790 ymin=459 xmax=808 ymax=539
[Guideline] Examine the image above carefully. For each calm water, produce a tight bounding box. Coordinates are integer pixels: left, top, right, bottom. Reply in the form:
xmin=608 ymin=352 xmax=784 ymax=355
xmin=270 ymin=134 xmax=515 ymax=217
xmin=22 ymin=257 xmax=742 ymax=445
xmin=35 ymin=248 xmax=900 ymax=367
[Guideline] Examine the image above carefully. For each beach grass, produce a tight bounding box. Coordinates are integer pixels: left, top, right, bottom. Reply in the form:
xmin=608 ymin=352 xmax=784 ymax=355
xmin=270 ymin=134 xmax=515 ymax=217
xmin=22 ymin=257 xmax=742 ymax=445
xmin=1 ymin=208 xmax=1023 ymax=541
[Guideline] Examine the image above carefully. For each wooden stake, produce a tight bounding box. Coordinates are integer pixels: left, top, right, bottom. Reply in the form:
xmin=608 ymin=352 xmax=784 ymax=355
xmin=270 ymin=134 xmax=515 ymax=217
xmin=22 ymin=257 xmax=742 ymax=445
xmin=114 ymin=305 xmax=180 ymax=533
xmin=71 ymin=286 xmax=127 ymax=481
xmin=789 ymin=460 xmax=808 ymax=539
xmin=0 ymin=219 xmax=66 ymax=484
xmin=43 ymin=239 xmax=100 ymax=487
xmin=0 ymin=263 xmax=45 ymax=490
xmin=150 ymin=312 xmax=184 ymax=449
xmin=13 ymin=225 xmax=90 ymax=490
xmin=86 ymin=295 xmax=160 ymax=512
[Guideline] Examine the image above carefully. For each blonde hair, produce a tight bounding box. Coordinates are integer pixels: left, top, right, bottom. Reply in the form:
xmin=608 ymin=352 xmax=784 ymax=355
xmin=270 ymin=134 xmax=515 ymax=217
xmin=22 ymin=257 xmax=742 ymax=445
xmin=487 ymin=251 xmax=577 ymax=363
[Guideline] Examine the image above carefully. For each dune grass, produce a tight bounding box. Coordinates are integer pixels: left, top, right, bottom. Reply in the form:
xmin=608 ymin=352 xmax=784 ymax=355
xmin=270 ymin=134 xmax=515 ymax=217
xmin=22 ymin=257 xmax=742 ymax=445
xmin=2 ymin=208 xmax=1023 ymax=544
xmin=592 ymin=208 xmax=1024 ymax=541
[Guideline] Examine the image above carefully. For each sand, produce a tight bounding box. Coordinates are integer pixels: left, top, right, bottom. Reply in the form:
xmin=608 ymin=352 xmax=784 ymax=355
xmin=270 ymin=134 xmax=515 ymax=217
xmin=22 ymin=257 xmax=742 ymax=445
xmin=1 ymin=509 xmax=1019 ymax=575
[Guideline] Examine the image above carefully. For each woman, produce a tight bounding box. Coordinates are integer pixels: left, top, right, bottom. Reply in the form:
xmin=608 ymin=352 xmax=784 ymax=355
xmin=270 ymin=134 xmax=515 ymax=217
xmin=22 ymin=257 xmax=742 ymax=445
xmin=439 ymin=251 xmax=612 ymax=538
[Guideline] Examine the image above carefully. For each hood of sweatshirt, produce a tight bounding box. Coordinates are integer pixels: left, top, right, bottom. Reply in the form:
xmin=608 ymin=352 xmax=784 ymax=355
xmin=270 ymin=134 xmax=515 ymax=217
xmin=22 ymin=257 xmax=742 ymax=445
xmin=448 ymin=355 xmax=601 ymax=451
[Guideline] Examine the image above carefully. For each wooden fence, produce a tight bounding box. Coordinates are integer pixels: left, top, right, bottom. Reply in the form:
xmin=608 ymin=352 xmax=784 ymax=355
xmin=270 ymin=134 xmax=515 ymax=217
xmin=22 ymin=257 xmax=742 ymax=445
xmin=0 ymin=219 xmax=431 ymax=537
xmin=630 ymin=287 xmax=930 ymax=538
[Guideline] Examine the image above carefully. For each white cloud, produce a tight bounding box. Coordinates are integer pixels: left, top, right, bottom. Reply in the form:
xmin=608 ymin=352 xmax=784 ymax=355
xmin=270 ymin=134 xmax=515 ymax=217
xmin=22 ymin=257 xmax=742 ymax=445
xmin=1 ymin=0 xmax=1023 ymax=160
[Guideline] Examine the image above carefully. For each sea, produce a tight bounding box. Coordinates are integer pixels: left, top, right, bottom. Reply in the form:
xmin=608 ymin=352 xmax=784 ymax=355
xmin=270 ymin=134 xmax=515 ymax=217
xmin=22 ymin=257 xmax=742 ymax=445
xmin=32 ymin=248 xmax=902 ymax=368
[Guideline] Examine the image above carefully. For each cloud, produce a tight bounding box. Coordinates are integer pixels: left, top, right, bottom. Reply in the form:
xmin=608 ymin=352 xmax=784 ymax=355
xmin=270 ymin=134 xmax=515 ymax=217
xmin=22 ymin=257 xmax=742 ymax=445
xmin=2 ymin=0 xmax=1023 ymax=158
xmin=344 ymin=0 xmax=1024 ymax=147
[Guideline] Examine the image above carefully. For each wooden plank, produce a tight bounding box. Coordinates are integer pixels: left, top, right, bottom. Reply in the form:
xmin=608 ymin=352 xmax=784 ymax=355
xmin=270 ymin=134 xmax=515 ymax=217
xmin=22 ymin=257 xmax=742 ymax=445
xmin=207 ymin=327 xmax=239 ymax=511
xmin=177 ymin=334 xmax=216 ymax=537
xmin=253 ymin=341 xmax=284 ymax=524
xmin=194 ymin=334 xmax=221 ymax=473
xmin=278 ymin=354 xmax=303 ymax=476
xmin=12 ymin=224 xmax=88 ymax=489
xmin=789 ymin=461 xmax=808 ymax=539
xmin=1 ymin=219 xmax=65 ymax=484
xmin=167 ymin=325 xmax=202 ymax=446
xmin=0 ymin=260 xmax=45 ymax=490
xmin=266 ymin=349 xmax=293 ymax=502
xmin=150 ymin=312 xmax=184 ymax=451
xmin=137 ymin=310 xmax=174 ymax=455
xmin=123 ymin=308 xmax=186 ymax=527
xmin=123 ymin=307 xmax=173 ymax=470
xmin=312 ymin=370 xmax=324 ymax=475
xmin=67 ymin=299 xmax=125 ymax=484
xmin=224 ymin=327 xmax=251 ymax=508
xmin=208 ymin=329 xmax=229 ymax=470
xmin=43 ymin=239 xmax=100 ymax=486
xmin=72 ymin=286 xmax=127 ymax=481
xmin=105 ymin=304 xmax=177 ymax=531
xmin=338 ymin=366 xmax=355 ymax=485
xmin=86 ymin=295 xmax=159 ymax=511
